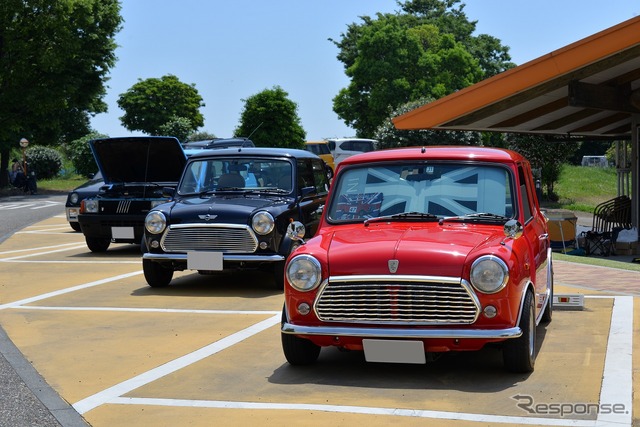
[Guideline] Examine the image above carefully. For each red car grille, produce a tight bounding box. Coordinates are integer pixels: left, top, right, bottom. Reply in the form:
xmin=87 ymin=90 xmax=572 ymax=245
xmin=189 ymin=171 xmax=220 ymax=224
xmin=315 ymin=278 xmax=480 ymax=325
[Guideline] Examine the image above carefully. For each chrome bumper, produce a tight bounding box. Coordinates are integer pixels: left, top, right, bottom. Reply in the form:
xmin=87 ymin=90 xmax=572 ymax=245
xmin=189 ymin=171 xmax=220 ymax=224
xmin=281 ymin=322 xmax=522 ymax=340
xmin=142 ymin=253 xmax=285 ymax=263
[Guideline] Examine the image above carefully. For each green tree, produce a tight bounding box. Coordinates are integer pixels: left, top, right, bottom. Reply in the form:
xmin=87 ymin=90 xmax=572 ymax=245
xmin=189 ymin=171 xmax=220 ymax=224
xmin=158 ymin=116 xmax=193 ymax=142
xmin=235 ymin=86 xmax=306 ymax=148
xmin=186 ymin=130 xmax=217 ymax=142
xmin=117 ymin=74 xmax=205 ymax=136
xmin=0 ymin=0 xmax=122 ymax=187
xmin=331 ymin=0 xmax=513 ymax=137
xmin=65 ymin=131 xmax=106 ymax=178
xmin=506 ymin=134 xmax=579 ymax=200
xmin=375 ymin=97 xmax=481 ymax=148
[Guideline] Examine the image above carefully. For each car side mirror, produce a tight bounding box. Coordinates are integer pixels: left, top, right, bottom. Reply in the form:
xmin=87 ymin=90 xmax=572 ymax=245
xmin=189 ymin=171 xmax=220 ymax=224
xmin=162 ymin=187 xmax=175 ymax=198
xmin=286 ymin=221 xmax=306 ymax=243
xmin=503 ymin=219 xmax=523 ymax=240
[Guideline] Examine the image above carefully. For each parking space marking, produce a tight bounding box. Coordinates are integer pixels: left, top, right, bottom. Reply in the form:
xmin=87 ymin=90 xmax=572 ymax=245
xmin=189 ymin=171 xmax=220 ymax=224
xmin=19 ymin=306 xmax=280 ymax=316
xmin=70 ymin=296 xmax=632 ymax=425
xmin=72 ymin=313 xmax=281 ymax=415
xmin=0 ymin=271 xmax=143 ymax=310
xmin=107 ymin=397 xmax=597 ymax=426
xmin=0 ymin=201 xmax=62 ymax=210
xmin=0 ymin=242 xmax=86 ymax=256
xmin=0 ymin=242 xmax=140 ymax=263
xmin=0 ymin=244 xmax=86 ymax=260
xmin=596 ymin=295 xmax=633 ymax=426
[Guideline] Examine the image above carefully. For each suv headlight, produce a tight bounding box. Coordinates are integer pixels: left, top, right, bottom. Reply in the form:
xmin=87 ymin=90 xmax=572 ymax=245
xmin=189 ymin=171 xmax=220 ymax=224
xmin=286 ymin=255 xmax=322 ymax=291
xmin=145 ymin=211 xmax=167 ymax=234
xmin=252 ymin=211 xmax=274 ymax=235
xmin=470 ymin=255 xmax=509 ymax=294
xmin=69 ymin=192 xmax=79 ymax=205
xmin=83 ymin=199 xmax=99 ymax=213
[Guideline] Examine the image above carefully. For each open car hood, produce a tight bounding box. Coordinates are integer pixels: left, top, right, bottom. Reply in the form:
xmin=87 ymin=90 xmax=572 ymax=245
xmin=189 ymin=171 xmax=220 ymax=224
xmin=90 ymin=137 xmax=186 ymax=184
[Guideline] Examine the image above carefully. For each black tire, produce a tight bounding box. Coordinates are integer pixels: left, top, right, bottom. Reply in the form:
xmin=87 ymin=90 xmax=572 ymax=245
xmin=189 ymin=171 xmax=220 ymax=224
xmin=143 ymin=258 xmax=174 ymax=287
xmin=281 ymin=307 xmax=320 ymax=365
xmin=86 ymin=236 xmax=110 ymax=252
xmin=503 ymin=291 xmax=536 ymax=373
xmin=70 ymin=222 xmax=81 ymax=232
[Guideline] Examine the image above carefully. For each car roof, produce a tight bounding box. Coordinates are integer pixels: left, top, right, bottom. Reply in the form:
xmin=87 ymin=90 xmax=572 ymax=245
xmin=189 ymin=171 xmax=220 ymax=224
xmin=185 ymin=146 xmax=321 ymax=161
xmin=338 ymin=146 xmax=527 ymax=166
xmin=182 ymin=138 xmax=254 ymax=149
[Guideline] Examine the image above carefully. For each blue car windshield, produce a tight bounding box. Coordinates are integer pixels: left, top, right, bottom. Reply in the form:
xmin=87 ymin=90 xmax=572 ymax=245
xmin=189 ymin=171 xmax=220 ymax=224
xmin=178 ymin=158 xmax=293 ymax=194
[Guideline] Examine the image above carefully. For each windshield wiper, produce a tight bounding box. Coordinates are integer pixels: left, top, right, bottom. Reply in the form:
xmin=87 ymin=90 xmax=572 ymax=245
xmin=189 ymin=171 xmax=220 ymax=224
xmin=245 ymin=187 xmax=290 ymax=194
xmin=364 ymin=211 xmax=439 ymax=226
xmin=442 ymin=212 xmax=510 ymax=223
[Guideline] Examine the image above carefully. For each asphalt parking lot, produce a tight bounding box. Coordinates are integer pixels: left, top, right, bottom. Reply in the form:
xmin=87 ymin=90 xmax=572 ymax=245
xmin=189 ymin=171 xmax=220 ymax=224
xmin=0 ymin=211 xmax=638 ymax=426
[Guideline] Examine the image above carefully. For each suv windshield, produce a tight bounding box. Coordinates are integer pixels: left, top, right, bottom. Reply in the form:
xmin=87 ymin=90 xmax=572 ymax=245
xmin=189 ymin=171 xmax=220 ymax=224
xmin=178 ymin=158 xmax=293 ymax=194
xmin=327 ymin=162 xmax=515 ymax=222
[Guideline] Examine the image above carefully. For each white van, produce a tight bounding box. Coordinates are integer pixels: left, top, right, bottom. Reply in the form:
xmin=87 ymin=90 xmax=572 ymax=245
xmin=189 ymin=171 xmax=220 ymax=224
xmin=581 ymin=155 xmax=608 ymax=167
xmin=327 ymin=138 xmax=377 ymax=166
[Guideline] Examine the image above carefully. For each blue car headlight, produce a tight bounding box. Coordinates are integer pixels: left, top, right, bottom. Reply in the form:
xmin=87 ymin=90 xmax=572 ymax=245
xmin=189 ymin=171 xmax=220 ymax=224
xmin=145 ymin=211 xmax=167 ymax=234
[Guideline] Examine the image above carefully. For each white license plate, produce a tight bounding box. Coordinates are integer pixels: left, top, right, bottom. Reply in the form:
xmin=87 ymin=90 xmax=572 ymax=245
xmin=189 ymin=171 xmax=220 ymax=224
xmin=187 ymin=251 xmax=223 ymax=271
xmin=111 ymin=227 xmax=134 ymax=239
xmin=363 ymin=339 xmax=426 ymax=364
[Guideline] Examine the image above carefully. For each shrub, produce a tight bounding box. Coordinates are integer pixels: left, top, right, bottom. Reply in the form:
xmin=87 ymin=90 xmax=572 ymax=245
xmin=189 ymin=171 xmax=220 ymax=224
xmin=65 ymin=132 xmax=106 ymax=178
xmin=25 ymin=146 xmax=63 ymax=180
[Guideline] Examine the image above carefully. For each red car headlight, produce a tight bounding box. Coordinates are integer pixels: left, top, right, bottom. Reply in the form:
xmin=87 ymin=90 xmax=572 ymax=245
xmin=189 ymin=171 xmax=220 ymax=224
xmin=286 ymin=255 xmax=321 ymax=291
xmin=470 ymin=255 xmax=509 ymax=294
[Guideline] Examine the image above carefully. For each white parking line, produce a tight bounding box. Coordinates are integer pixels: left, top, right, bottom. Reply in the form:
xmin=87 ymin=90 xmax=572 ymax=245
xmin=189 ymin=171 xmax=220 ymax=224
xmin=597 ymin=296 xmax=633 ymax=426
xmin=0 ymin=244 xmax=91 ymax=261
xmin=19 ymin=306 xmax=280 ymax=316
xmin=0 ymin=271 xmax=143 ymax=310
xmin=108 ymin=397 xmax=597 ymax=426
xmin=72 ymin=313 xmax=281 ymax=415
xmin=0 ymin=242 xmax=85 ymax=255
xmin=69 ymin=296 xmax=632 ymax=425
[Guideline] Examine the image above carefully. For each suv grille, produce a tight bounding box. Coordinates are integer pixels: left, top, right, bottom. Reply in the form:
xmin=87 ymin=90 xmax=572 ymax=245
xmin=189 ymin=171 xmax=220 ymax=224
xmin=161 ymin=224 xmax=258 ymax=253
xmin=99 ymin=200 xmax=151 ymax=215
xmin=315 ymin=277 xmax=479 ymax=325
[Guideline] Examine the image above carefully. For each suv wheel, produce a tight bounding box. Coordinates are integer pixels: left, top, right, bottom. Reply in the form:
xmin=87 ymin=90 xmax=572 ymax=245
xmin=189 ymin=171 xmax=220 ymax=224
xmin=86 ymin=236 xmax=110 ymax=252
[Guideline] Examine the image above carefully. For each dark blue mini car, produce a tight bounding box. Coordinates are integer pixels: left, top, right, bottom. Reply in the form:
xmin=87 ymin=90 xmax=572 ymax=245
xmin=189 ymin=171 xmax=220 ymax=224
xmin=141 ymin=147 xmax=330 ymax=289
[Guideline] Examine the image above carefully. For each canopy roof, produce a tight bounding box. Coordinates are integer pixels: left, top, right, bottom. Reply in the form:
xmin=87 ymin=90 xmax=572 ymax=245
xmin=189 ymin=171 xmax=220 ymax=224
xmin=393 ymin=15 xmax=640 ymax=140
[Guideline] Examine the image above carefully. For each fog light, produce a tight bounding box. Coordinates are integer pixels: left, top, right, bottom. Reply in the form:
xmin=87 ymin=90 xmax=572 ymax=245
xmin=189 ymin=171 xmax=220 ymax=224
xmin=297 ymin=302 xmax=311 ymax=315
xmin=483 ymin=305 xmax=497 ymax=318
xmin=259 ymin=241 xmax=268 ymax=250
xmin=150 ymin=240 xmax=160 ymax=249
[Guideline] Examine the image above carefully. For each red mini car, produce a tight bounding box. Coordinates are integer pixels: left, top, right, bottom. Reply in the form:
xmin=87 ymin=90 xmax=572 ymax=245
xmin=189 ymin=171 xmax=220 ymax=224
xmin=281 ymin=146 xmax=553 ymax=373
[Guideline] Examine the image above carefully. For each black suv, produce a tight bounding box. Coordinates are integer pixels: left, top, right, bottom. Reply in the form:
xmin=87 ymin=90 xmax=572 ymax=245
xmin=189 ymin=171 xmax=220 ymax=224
xmin=141 ymin=147 xmax=329 ymax=288
xmin=77 ymin=136 xmax=187 ymax=252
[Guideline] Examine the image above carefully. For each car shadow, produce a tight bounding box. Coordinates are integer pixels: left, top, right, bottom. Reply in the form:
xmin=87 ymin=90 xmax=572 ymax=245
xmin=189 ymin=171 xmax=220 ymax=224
xmin=268 ymin=323 xmax=550 ymax=393
xmin=130 ymin=269 xmax=283 ymax=299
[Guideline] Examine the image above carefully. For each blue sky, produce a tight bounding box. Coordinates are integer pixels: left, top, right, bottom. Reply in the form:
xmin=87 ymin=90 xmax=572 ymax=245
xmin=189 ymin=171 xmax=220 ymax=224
xmin=90 ymin=1 xmax=639 ymax=141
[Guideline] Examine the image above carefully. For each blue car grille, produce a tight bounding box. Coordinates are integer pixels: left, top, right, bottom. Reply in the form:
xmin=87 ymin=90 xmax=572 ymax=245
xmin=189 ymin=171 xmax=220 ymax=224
xmin=161 ymin=224 xmax=258 ymax=253
xmin=314 ymin=277 xmax=480 ymax=325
